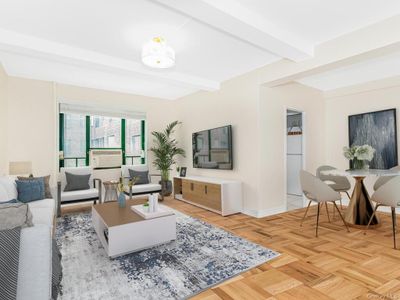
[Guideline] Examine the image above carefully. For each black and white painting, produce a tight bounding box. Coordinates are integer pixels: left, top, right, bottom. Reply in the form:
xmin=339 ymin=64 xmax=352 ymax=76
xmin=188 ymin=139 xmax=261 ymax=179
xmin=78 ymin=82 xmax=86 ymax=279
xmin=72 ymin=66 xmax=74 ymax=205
xmin=349 ymin=109 xmax=398 ymax=169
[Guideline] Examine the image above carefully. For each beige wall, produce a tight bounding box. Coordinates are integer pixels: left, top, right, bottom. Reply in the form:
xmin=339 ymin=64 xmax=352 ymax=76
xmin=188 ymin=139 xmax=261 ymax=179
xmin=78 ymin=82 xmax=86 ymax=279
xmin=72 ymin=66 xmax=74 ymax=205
xmin=258 ymin=83 xmax=325 ymax=214
xmin=175 ymin=71 xmax=262 ymax=212
xmin=0 ymin=66 xmax=7 ymax=175
xmin=1 ymin=75 xmax=178 ymax=185
xmin=325 ymin=82 xmax=400 ymax=194
xmin=176 ymin=71 xmax=325 ymax=216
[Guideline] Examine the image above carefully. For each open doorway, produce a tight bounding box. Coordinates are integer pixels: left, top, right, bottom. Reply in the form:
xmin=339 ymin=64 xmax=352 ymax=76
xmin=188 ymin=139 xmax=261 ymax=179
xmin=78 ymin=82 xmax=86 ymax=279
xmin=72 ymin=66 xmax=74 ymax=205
xmin=286 ymin=109 xmax=305 ymax=211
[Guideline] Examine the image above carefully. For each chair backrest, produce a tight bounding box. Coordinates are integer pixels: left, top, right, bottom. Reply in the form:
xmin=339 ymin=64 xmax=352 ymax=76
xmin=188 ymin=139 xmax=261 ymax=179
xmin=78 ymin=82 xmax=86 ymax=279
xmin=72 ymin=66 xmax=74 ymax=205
xmin=121 ymin=165 xmax=150 ymax=181
xmin=60 ymin=167 xmax=94 ymax=191
xmin=300 ymin=170 xmax=341 ymax=202
xmin=316 ymin=165 xmax=351 ymax=191
xmin=373 ymin=165 xmax=400 ymax=191
xmin=372 ymin=175 xmax=400 ymax=207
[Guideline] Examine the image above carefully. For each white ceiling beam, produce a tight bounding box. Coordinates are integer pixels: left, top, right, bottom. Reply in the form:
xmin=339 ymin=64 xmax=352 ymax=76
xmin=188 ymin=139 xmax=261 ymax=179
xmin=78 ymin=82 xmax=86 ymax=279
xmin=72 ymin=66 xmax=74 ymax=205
xmin=258 ymin=15 xmax=400 ymax=87
xmin=152 ymin=0 xmax=313 ymax=61
xmin=0 ymin=28 xmax=220 ymax=92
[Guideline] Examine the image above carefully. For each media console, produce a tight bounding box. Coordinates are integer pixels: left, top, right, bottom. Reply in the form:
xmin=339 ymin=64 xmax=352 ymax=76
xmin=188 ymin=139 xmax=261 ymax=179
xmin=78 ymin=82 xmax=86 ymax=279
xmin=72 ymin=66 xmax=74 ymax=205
xmin=173 ymin=176 xmax=242 ymax=216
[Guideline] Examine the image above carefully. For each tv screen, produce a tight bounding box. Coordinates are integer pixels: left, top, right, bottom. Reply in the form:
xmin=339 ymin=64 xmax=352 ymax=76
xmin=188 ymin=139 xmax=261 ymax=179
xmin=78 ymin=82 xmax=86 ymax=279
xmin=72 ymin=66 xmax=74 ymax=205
xmin=192 ymin=125 xmax=233 ymax=170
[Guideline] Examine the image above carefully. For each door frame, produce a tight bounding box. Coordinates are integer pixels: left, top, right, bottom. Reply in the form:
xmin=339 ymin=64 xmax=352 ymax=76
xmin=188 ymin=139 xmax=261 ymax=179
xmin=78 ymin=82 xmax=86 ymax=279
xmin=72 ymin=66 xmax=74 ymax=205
xmin=283 ymin=107 xmax=307 ymax=210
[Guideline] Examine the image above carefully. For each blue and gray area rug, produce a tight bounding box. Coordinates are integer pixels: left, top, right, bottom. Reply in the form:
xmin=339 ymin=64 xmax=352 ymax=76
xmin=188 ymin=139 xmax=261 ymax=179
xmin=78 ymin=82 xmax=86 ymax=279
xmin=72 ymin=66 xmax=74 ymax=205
xmin=56 ymin=210 xmax=279 ymax=300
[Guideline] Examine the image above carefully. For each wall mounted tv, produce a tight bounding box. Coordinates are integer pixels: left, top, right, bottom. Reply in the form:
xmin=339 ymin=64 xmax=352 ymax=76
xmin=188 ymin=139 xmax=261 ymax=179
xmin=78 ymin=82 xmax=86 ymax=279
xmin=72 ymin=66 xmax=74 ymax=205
xmin=192 ymin=125 xmax=233 ymax=170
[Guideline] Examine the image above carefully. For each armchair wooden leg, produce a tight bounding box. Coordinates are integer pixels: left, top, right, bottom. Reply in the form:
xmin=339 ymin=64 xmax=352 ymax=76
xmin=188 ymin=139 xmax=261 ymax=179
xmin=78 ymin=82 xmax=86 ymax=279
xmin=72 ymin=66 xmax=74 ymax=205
xmin=391 ymin=207 xmax=397 ymax=249
xmin=325 ymin=202 xmax=331 ymax=223
xmin=300 ymin=200 xmax=312 ymax=227
xmin=333 ymin=201 xmax=350 ymax=233
xmin=316 ymin=203 xmax=321 ymax=237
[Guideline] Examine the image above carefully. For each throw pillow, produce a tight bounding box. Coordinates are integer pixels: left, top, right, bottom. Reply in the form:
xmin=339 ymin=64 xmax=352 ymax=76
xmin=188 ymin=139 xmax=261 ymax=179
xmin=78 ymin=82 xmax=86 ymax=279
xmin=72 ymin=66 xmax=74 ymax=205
xmin=16 ymin=178 xmax=45 ymax=203
xmin=0 ymin=203 xmax=33 ymax=230
xmin=128 ymin=169 xmax=150 ymax=185
xmin=18 ymin=175 xmax=52 ymax=198
xmin=0 ymin=227 xmax=21 ymax=300
xmin=64 ymin=172 xmax=90 ymax=192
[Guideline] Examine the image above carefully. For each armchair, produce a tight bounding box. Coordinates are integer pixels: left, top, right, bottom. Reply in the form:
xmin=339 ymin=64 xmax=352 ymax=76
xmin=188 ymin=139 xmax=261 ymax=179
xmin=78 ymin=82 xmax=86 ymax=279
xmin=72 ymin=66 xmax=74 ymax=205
xmin=121 ymin=165 xmax=163 ymax=200
xmin=58 ymin=167 xmax=102 ymax=215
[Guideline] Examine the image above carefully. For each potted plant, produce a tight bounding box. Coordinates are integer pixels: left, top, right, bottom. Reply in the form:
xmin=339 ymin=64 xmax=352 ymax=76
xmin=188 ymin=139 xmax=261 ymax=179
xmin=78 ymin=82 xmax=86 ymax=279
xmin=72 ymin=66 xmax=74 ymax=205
xmin=343 ymin=145 xmax=375 ymax=170
xmin=150 ymin=121 xmax=185 ymax=197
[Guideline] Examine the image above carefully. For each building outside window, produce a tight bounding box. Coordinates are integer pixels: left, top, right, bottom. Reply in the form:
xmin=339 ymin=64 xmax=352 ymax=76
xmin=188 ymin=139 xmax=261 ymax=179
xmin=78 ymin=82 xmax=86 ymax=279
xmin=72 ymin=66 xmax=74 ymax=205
xmin=63 ymin=114 xmax=86 ymax=167
xmin=60 ymin=112 xmax=145 ymax=168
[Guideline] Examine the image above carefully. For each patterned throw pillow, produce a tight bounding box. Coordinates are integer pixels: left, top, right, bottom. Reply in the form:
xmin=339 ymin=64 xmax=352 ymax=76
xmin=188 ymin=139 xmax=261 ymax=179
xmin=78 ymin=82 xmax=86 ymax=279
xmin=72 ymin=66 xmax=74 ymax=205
xmin=0 ymin=227 xmax=21 ymax=300
xmin=18 ymin=175 xmax=52 ymax=198
xmin=16 ymin=178 xmax=45 ymax=203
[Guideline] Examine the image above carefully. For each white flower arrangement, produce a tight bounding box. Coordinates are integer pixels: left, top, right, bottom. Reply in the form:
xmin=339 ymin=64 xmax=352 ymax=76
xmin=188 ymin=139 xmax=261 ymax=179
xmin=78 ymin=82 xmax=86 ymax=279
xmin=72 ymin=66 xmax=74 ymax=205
xmin=343 ymin=145 xmax=375 ymax=169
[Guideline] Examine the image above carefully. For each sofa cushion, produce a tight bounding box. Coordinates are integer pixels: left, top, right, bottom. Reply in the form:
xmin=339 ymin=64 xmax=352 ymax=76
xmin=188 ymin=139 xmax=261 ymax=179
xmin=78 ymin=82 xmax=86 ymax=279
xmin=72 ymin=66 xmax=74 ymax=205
xmin=18 ymin=175 xmax=52 ymax=199
xmin=61 ymin=188 xmax=99 ymax=202
xmin=0 ymin=185 xmax=11 ymax=203
xmin=64 ymin=172 xmax=90 ymax=192
xmin=124 ymin=183 xmax=161 ymax=194
xmin=17 ymin=225 xmax=52 ymax=300
xmin=30 ymin=207 xmax=54 ymax=227
xmin=0 ymin=176 xmax=18 ymax=201
xmin=0 ymin=203 xmax=33 ymax=230
xmin=28 ymin=198 xmax=56 ymax=214
xmin=128 ymin=169 xmax=150 ymax=185
xmin=16 ymin=178 xmax=46 ymax=203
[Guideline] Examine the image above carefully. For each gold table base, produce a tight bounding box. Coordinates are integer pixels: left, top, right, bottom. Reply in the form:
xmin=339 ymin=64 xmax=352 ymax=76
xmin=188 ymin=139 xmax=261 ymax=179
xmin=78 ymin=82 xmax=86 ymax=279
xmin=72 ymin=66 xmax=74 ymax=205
xmin=344 ymin=176 xmax=380 ymax=228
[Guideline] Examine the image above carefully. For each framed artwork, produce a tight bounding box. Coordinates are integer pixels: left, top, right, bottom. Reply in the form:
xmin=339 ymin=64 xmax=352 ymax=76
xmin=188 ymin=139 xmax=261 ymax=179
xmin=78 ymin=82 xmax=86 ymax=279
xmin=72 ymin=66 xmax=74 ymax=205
xmin=348 ymin=108 xmax=397 ymax=169
xmin=180 ymin=167 xmax=187 ymax=177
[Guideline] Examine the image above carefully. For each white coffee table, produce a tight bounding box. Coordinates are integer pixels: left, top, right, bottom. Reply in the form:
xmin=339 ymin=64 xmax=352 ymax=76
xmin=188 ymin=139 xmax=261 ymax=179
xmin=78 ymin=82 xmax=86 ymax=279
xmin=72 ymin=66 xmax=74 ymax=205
xmin=92 ymin=199 xmax=176 ymax=258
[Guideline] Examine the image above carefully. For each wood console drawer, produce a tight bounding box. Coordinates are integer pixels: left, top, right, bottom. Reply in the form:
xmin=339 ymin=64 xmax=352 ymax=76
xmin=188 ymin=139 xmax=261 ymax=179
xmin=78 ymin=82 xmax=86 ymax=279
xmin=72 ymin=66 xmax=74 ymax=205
xmin=182 ymin=180 xmax=221 ymax=211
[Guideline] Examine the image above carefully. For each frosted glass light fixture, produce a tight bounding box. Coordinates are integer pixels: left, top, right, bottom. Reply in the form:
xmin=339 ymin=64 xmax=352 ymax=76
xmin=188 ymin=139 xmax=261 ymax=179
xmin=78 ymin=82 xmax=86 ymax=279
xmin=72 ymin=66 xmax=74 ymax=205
xmin=142 ymin=37 xmax=175 ymax=69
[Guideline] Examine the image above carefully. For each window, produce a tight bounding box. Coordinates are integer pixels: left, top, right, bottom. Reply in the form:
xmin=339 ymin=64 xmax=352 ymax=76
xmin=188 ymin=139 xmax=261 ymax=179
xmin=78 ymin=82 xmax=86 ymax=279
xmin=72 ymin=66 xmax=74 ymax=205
xmin=125 ymin=119 xmax=144 ymax=165
xmin=60 ymin=112 xmax=145 ymax=168
xmin=90 ymin=116 xmax=121 ymax=148
xmin=62 ymin=114 xmax=86 ymax=168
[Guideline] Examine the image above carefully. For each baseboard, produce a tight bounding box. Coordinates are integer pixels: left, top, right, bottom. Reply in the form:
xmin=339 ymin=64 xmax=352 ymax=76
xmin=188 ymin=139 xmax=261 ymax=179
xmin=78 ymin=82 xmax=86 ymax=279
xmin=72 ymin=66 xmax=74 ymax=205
xmin=243 ymin=205 xmax=287 ymax=218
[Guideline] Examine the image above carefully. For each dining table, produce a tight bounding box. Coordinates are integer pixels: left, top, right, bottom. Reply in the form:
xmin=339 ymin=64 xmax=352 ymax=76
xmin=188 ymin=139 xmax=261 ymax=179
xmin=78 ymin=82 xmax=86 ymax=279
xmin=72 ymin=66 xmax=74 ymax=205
xmin=322 ymin=168 xmax=400 ymax=228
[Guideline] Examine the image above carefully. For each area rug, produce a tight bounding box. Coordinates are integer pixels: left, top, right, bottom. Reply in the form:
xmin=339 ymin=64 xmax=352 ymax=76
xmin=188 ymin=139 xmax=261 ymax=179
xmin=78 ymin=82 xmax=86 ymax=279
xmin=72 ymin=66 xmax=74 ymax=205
xmin=56 ymin=210 xmax=279 ymax=300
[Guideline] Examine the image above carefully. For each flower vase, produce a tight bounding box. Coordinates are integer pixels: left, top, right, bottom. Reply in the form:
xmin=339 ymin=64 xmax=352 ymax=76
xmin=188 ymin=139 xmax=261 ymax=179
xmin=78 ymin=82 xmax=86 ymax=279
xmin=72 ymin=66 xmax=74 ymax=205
xmin=118 ymin=192 xmax=126 ymax=208
xmin=352 ymin=159 xmax=369 ymax=170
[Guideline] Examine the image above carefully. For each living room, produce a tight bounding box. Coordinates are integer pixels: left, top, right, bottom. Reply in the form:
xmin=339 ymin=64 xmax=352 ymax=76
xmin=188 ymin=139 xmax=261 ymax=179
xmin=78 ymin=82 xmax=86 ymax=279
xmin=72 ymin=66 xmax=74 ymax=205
xmin=1 ymin=1 xmax=400 ymax=299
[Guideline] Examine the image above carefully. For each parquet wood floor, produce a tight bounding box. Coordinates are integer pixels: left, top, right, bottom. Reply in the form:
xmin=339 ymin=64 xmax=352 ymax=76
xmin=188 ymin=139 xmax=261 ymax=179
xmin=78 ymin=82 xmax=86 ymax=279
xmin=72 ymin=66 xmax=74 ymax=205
xmin=61 ymin=198 xmax=400 ymax=300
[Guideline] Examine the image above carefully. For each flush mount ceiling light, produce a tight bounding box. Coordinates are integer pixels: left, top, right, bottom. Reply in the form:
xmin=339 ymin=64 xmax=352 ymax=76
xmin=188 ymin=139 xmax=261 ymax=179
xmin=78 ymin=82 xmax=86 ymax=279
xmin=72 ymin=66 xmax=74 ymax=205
xmin=142 ymin=37 xmax=175 ymax=69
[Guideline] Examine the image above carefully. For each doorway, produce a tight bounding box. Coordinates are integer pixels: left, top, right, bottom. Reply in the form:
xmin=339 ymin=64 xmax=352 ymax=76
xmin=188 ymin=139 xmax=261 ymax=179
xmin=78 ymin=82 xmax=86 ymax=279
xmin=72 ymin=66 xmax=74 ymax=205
xmin=286 ymin=109 xmax=305 ymax=211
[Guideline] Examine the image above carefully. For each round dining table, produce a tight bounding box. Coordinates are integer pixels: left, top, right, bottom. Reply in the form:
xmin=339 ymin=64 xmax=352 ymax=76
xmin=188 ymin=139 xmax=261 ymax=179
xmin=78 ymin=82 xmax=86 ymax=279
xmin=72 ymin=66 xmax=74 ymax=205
xmin=322 ymin=169 xmax=400 ymax=228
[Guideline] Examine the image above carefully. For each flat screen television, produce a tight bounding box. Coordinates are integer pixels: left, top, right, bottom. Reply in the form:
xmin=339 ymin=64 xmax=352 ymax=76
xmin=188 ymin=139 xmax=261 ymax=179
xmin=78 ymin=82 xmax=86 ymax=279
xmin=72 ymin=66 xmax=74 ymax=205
xmin=192 ymin=125 xmax=233 ymax=170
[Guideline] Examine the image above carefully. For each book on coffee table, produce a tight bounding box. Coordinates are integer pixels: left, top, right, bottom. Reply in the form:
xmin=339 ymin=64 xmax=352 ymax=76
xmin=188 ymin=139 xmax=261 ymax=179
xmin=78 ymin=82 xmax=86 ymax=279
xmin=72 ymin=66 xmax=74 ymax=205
xmin=130 ymin=204 xmax=174 ymax=219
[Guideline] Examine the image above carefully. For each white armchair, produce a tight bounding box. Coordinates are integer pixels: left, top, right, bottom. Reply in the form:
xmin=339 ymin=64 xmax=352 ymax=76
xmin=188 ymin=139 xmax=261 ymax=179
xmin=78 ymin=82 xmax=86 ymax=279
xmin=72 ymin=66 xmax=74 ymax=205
xmin=58 ymin=167 xmax=102 ymax=214
xmin=121 ymin=165 xmax=162 ymax=199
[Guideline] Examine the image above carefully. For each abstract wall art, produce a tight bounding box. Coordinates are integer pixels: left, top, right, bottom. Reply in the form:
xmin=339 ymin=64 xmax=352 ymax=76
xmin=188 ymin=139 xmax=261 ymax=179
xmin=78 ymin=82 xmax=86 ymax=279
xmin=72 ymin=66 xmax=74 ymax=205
xmin=348 ymin=109 xmax=398 ymax=169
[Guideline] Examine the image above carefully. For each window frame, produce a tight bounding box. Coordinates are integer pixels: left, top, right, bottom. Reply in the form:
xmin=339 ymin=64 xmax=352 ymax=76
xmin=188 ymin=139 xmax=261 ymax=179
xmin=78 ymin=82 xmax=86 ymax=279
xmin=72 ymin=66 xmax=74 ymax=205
xmin=59 ymin=113 xmax=145 ymax=168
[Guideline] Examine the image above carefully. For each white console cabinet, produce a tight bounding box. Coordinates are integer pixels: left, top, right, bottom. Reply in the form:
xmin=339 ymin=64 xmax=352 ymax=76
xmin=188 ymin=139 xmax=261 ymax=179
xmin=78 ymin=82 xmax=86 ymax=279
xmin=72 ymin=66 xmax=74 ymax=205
xmin=173 ymin=176 xmax=242 ymax=216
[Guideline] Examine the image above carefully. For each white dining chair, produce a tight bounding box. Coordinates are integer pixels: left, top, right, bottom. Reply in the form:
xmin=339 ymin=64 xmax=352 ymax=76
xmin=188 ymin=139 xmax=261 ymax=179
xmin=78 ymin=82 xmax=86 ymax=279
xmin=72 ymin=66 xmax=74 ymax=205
xmin=367 ymin=176 xmax=400 ymax=249
xmin=316 ymin=165 xmax=352 ymax=209
xmin=373 ymin=165 xmax=400 ymax=191
xmin=300 ymin=170 xmax=350 ymax=237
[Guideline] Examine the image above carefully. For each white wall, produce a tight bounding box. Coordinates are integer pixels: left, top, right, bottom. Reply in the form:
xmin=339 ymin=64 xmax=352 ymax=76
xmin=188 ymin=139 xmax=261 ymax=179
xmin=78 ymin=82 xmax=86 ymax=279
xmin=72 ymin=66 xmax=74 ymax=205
xmin=176 ymin=70 xmax=325 ymax=216
xmin=258 ymin=83 xmax=325 ymax=214
xmin=325 ymin=82 xmax=400 ymax=194
xmin=175 ymin=71 xmax=262 ymax=212
xmin=0 ymin=66 xmax=7 ymax=175
xmin=1 ymin=74 xmax=178 ymax=186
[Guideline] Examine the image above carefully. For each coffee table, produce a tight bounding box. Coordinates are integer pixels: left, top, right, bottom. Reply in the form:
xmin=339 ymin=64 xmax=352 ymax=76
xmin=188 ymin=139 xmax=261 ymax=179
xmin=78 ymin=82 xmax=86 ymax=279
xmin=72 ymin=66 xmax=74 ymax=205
xmin=92 ymin=199 xmax=176 ymax=258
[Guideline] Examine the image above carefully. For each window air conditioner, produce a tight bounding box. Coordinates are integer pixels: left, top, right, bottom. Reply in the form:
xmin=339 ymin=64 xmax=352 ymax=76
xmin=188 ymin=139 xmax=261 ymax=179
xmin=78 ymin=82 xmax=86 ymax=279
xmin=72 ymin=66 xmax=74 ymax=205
xmin=90 ymin=149 xmax=122 ymax=168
